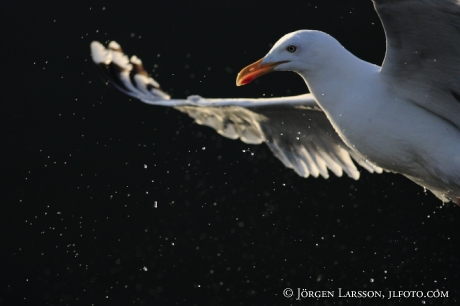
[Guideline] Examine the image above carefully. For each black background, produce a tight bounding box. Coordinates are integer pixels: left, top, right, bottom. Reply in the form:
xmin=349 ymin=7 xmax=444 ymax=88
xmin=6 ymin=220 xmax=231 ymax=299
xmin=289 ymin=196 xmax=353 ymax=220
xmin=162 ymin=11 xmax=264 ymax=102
xmin=2 ymin=1 xmax=459 ymax=305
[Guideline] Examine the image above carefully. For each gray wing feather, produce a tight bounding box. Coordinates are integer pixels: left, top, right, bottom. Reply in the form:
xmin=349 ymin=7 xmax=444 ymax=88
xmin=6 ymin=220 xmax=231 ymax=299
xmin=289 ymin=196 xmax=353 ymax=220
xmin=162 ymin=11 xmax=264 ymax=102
xmin=176 ymin=105 xmax=266 ymax=144
xmin=373 ymin=0 xmax=460 ymax=129
xmin=177 ymin=100 xmax=384 ymax=179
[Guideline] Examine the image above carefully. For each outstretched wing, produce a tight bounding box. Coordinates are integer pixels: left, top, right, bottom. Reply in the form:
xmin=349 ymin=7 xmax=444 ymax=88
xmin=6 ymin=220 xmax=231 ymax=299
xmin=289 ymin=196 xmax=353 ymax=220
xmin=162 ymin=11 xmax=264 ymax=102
xmin=374 ymin=0 xmax=460 ymax=129
xmin=90 ymin=41 xmax=383 ymax=179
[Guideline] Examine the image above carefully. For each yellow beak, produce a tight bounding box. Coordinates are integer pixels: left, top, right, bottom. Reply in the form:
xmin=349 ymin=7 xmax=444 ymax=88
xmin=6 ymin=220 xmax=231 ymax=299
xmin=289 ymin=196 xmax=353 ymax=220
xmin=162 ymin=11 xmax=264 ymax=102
xmin=236 ymin=58 xmax=287 ymax=86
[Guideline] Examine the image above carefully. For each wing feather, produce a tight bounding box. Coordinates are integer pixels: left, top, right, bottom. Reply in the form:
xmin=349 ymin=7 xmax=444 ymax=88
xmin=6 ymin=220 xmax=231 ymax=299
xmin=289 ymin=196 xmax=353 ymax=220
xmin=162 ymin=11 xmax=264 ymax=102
xmin=374 ymin=0 xmax=460 ymax=129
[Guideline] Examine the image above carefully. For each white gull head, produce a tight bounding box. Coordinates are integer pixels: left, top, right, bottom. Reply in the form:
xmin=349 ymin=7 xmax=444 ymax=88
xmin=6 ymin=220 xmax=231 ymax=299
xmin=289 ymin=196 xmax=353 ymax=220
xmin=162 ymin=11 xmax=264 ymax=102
xmin=236 ymin=30 xmax=353 ymax=86
xmin=263 ymin=30 xmax=346 ymax=73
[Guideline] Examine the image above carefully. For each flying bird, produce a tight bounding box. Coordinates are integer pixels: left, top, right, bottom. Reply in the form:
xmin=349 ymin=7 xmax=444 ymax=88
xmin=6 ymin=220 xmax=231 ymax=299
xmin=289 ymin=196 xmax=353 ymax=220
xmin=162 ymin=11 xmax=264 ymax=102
xmin=90 ymin=0 xmax=460 ymax=205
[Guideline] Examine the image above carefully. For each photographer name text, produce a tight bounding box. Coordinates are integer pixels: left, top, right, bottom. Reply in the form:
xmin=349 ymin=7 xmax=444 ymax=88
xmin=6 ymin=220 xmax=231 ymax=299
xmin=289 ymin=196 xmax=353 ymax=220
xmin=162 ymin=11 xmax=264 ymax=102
xmin=282 ymin=288 xmax=448 ymax=300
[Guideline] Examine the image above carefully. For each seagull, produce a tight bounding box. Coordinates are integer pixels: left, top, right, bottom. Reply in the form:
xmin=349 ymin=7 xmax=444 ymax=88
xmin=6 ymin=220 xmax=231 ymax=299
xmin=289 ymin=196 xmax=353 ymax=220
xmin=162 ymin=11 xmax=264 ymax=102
xmin=90 ymin=0 xmax=460 ymax=205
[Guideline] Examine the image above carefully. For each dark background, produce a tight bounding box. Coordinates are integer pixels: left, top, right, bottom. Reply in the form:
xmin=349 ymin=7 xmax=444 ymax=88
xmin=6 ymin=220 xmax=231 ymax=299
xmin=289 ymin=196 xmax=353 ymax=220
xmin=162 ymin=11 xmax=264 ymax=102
xmin=2 ymin=1 xmax=459 ymax=305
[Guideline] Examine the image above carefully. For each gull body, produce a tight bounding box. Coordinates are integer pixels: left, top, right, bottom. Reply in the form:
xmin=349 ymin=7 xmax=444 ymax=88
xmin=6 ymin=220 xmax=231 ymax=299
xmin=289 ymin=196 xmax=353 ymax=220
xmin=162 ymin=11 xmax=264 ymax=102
xmin=247 ymin=30 xmax=460 ymax=202
xmin=91 ymin=0 xmax=460 ymax=204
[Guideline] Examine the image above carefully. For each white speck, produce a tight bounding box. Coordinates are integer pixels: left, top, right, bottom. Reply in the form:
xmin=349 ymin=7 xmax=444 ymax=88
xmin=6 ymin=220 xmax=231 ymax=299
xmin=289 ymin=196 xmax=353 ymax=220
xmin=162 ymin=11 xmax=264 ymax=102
xmin=202 ymin=147 xmax=206 ymax=150
xmin=144 ymin=164 xmax=147 ymax=169
xmin=154 ymin=201 xmax=157 ymax=208
xmin=143 ymin=267 xmax=148 ymax=271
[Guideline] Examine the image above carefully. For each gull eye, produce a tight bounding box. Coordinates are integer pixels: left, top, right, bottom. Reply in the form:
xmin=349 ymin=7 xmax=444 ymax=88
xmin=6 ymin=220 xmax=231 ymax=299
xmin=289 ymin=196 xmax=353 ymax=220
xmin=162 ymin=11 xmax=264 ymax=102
xmin=286 ymin=45 xmax=297 ymax=53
